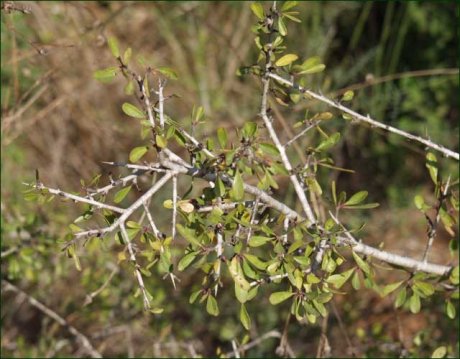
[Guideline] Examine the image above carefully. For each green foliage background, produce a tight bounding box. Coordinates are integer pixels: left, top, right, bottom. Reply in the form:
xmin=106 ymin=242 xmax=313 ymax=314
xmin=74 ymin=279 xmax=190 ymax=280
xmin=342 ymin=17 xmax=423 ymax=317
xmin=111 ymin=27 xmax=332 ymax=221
xmin=1 ymin=2 xmax=458 ymax=357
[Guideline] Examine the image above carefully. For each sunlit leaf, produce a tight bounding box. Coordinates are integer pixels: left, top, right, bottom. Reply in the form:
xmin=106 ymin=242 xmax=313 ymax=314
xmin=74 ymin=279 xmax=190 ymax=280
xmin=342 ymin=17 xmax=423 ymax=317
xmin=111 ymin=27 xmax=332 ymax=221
xmin=248 ymin=235 xmax=272 ymax=247
xmin=108 ymin=36 xmax=120 ymax=58
xmin=381 ymin=281 xmax=404 ymax=297
xmin=352 ymin=251 xmax=371 ymax=276
xmin=178 ymin=251 xmax=198 ymax=271
xmin=250 ymin=2 xmax=264 ymax=20
xmin=93 ymin=67 xmax=118 ymax=83
xmin=409 ymin=293 xmax=421 ymax=313
xmin=114 ymin=186 xmax=131 ymax=203
xmin=269 ymin=291 xmax=294 ymax=305
xmin=240 ymin=304 xmax=251 ymax=330
xmin=206 ymin=295 xmax=219 ymax=316
xmin=281 ymin=1 xmax=298 ymax=11
xmin=275 ymin=54 xmax=298 ymax=67
xmin=232 ymin=171 xmax=244 ymax=201
xmin=345 ymin=191 xmax=368 ymax=206
xmin=431 ymin=346 xmax=447 ymax=358
xmin=341 ymin=90 xmax=354 ymax=102
xmin=217 ymin=128 xmax=228 ymax=148
xmin=129 ymin=146 xmax=148 ymax=163
xmin=157 ymin=66 xmax=178 ymax=80
xmin=122 ymin=103 xmax=145 ymax=118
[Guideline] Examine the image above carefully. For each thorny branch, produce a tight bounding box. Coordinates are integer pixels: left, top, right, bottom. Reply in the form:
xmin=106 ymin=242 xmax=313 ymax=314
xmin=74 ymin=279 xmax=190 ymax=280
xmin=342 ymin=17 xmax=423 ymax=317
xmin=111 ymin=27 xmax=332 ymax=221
xmin=268 ymin=73 xmax=459 ymax=161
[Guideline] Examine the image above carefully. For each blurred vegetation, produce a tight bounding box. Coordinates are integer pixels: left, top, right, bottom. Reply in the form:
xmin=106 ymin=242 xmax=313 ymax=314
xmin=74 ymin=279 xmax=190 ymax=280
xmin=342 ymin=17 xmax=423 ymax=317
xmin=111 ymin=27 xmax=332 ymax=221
xmin=1 ymin=2 xmax=458 ymax=358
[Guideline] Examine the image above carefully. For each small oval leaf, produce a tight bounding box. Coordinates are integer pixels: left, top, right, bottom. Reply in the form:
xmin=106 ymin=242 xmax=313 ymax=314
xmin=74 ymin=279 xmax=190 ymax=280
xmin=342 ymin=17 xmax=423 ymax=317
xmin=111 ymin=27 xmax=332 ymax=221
xmin=269 ymin=291 xmax=294 ymax=305
xmin=129 ymin=146 xmax=148 ymax=163
xmin=275 ymin=54 xmax=298 ymax=67
xmin=122 ymin=103 xmax=145 ymax=118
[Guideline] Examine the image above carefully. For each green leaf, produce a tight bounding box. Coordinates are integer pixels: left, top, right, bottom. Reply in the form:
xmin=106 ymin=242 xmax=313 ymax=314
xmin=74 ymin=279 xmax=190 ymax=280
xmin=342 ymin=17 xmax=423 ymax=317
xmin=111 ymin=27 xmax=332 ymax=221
xmin=281 ymin=1 xmax=298 ymax=11
xmin=298 ymin=64 xmax=325 ymax=75
xmin=149 ymin=308 xmax=164 ymax=314
xmin=250 ymin=2 xmax=264 ymax=20
xmin=123 ymin=47 xmax=132 ymax=63
xmin=413 ymin=281 xmax=435 ymax=297
xmin=306 ymin=273 xmax=321 ymax=284
xmin=206 ymin=295 xmax=219 ymax=316
xmin=129 ymin=146 xmax=148 ymax=163
xmin=342 ymin=203 xmax=379 ymax=210
xmin=341 ymin=90 xmax=354 ymax=102
xmin=232 ymin=171 xmax=244 ymax=201
xmin=450 ymin=266 xmax=459 ymax=285
xmin=157 ymin=66 xmax=178 ymax=80
xmin=278 ymin=17 xmax=287 ymax=36
xmin=240 ymin=304 xmax=251 ymax=330
xmin=326 ymin=268 xmax=355 ymax=289
xmin=345 ymin=191 xmax=368 ymax=206
xmin=312 ymin=300 xmax=327 ymax=317
xmin=217 ymin=128 xmax=228 ymax=149
xmin=178 ymin=251 xmax=198 ymax=271
xmin=114 ymin=186 xmax=131 ymax=203
xmin=352 ymin=252 xmax=371 ymax=276
xmin=414 ymin=195 xmax=425 ymax=210
xmin=189 ymin=290 xmax=201 ymax=304
xmin=331 ymin=181 xmax=337 ymax=206
xmin=426 ymin=152 xmax=438 ymax=184
xmin=248 ymin=235 xmax=272 ymax=247
xmin=108 ymin=36 xmax=120 ymax=58
xmin=269 ymin=291 xmax=294 ymax=305
xmin=126 ymin=221 xmax=141 ymax=229
xmin=381 ymin=281 xmax=404 ymax=297
xmin=446 ymin=300 xmax=456 ymax=319
xmin=122 ymin=103 xmax=145 ymax=118
xmin=215 ymin=176 xmax=226 ymax=197
xmin=242 ymin=122 xmax=257 ymax=139
xmin=275 ymin=54 xmax=298 ymax=67
xmin=315 ymin=133 xmax=340 ymax=152
xmin=176 ymin=224 xmax=203 ymax=248
xmin=235 ymin=282 xmax=249 ymax=303
xmin=283 ymin=12 xmax=301 ymax=23
xmin=155 ymin=134 xmax=167 ymax=149
xmin=259 ymin=143 xmax=280 ymax=156
xmin=244 ymin=254 xmax=267 ymax=270
xmin=351 ymin=271 xmax=361 ymax=290
xmin=394 ymin=287 xmax=407 ymax=308
xmin=409 ymin=293 xmax=421 ymax=313
xmin=431 ymin=346 xmax=447 ymax=358
xmin=93 ymin=67 xmax=118 ymax=83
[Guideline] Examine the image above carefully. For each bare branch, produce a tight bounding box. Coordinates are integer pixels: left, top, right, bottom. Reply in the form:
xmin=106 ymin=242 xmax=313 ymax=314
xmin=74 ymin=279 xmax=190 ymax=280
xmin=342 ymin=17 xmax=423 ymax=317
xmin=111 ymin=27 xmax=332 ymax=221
xmin=268 ymin=73 xmax=459 ymax=161
xmin=25 ymin=182 xmax=125 ymax=214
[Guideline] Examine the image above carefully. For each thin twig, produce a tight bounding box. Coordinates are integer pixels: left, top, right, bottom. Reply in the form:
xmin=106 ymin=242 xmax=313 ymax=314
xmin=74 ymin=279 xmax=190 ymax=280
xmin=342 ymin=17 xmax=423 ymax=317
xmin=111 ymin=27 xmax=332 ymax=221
xmin=143 ymin=202 xmax=162 ymax=238
xmin=284 ymin=120 xmax=320 ymax=148
xmin=268 ymin=73 xmax=459 ymax=161
xmin=422 ymin=176 xmax=451 ymax=263
xmin=231 ymin=340 xmax=240 ymax=359
xmin=24 ymin=182 xmax=125 ymax=214
xmin=225 ymin=330 xmax=281 ymax=358
xmin=172 ymin=175 xmax=178 ymax=241
xmin=84 ymin=263 xmax=119 ymax=306
xmin=2 ymin=280 xmax=102 ymax=358
xmin=72 ymin=172 xmax=174 ymax=243
xmin=245 ymin=197 xmax=260 ymax=245
xmin=157 ymin=78 xmax=165 ymax=129
xmin=120 ymin=223 xmax=150 ymax=310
